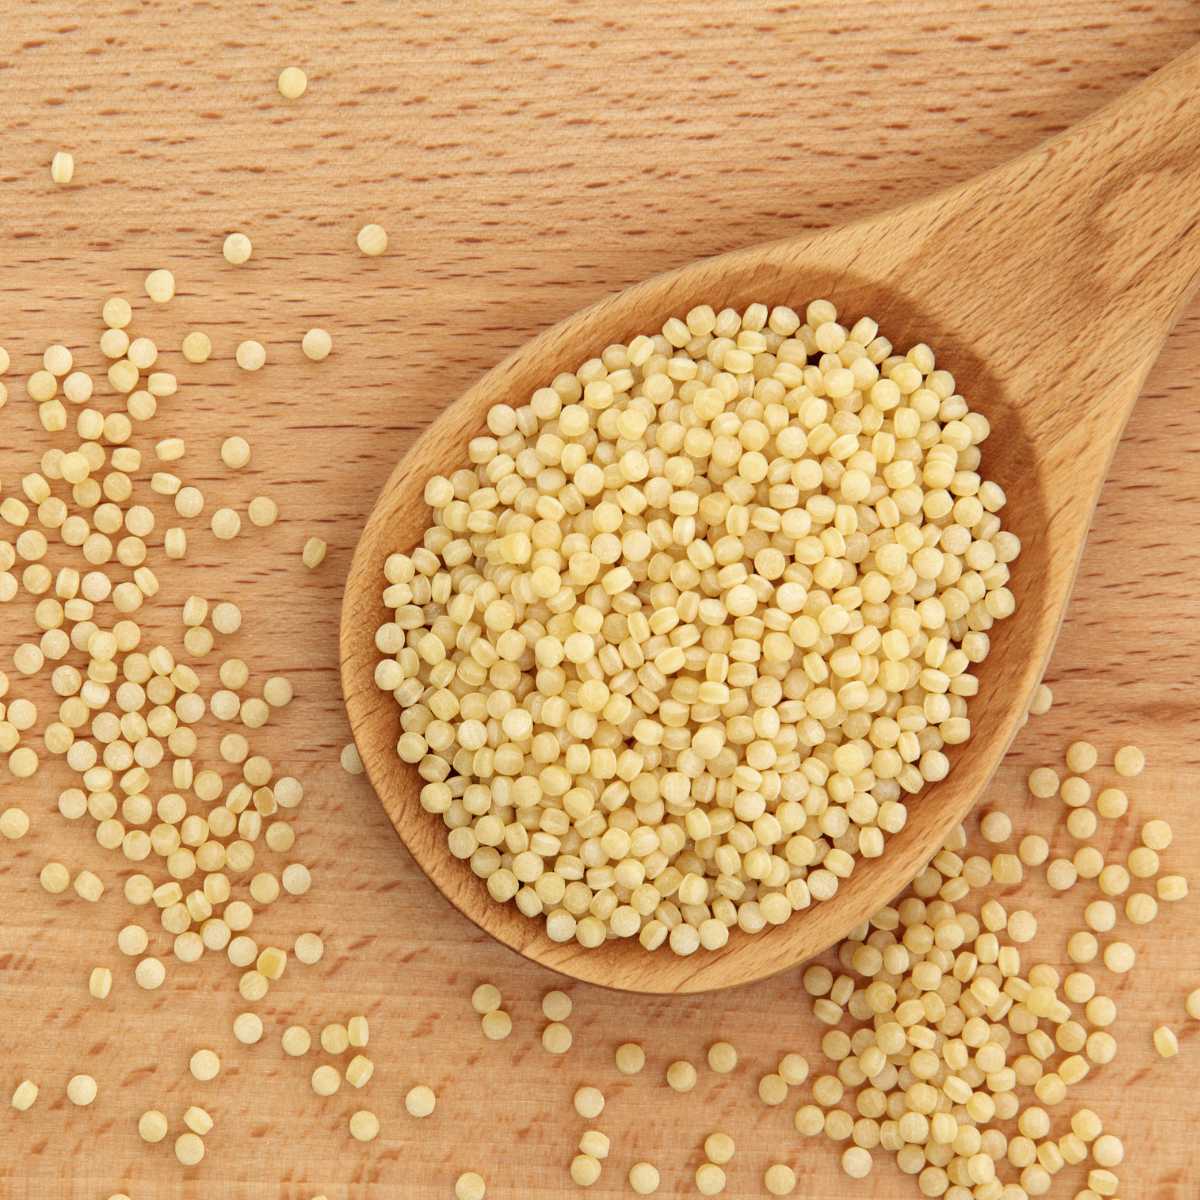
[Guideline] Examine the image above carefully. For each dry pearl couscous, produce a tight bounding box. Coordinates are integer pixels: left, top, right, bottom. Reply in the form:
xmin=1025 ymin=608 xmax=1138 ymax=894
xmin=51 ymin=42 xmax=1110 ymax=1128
xmin=375 ymin=300 xmax=1019 ymax=953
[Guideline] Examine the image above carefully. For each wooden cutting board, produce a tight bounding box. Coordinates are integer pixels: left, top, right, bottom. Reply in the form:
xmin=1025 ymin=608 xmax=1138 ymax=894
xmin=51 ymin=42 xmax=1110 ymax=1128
xmin=1 ymin=3 xmax=1198 ymax=1198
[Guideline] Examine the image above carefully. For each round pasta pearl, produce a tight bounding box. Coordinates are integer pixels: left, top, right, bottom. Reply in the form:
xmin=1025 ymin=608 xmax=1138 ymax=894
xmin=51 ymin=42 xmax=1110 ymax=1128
xmin=707 ymin=1041 xmax=738 ymax=1074
xmin=222 ymin=233 xmax=252 ymax=265
xmin=615 ymin=1042 xmax=645 ymax=1074
xmin=302 ymin=328 xmax=332 ymax=361
xmin=66 ymin=1074 xmax=97 ymax=1105
xmin=278 ymin=66 xmax=307 ymax=99
xmin=357 ymin=223 xmax=388 ymax=256
xmin=666 ymin=1060 xmax=697 ymax=1092
xmin=628 ymin=1163 xmax=660 ymax=1195
xmin=405 ymin=1085 xmax=436 ymax=1117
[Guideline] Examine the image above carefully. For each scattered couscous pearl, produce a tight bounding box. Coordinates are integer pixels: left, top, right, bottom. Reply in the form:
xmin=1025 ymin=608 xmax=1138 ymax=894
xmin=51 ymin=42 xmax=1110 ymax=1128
xmin=184 ymin=1106 xmax=213 ymax=1136
xmin=236 ymin=340 xmax=266 ymax=371
xmin=405 ymin=1085 xmax=436 ymax=1117
xmin=979 ymin=810 xmax=1011 ymax=844
xmin=615 ymin=1042 xmax=646 ymax=1075
xmin=758 ymin=1073 xmax=789 ymax=1105
xmin=1154 ymin=1025 xmax=1179 ymax=1058
xmin=764 ymin=1164 xmax=797 ymax=1196
xmin=1114 ymin=744 xmax=1145 ymax=776
xmin=1027 ymin=767 xmax=1060 ymax=798
xmin=282 ymin=1026 xmax=311 ymax=1056
xmin=66 ymin=1074 xmax=97 ymax=1106
xmin=778 ymin=1053 xmax=809 ymax=1086
xmin=1186 ymin=988 xmax=1200 ymax=1020
xmin=455 ymin=1172 xmax=486 ymax=1200
xmin=1142 ymin=818 xmax=1173 ymax=850
xmin=222 ymin=233 xmax=252 ymax=265
xmin=303 ymin=536 xmax=328 ymax=569
xmin=340 ymin=741 xmax=363 ymax=773
xmin=175 ymin=1132 xmax=205 ymax=1166
xmin=542 ymin=1022 xmax=572 ymax=1054
xmin=278 ymin=66 xmax=307 ymax=99
xmin=579 ymin=1130 xmax=610 ymax=1160
xmin=221 ymin=436 xmax=251 ymax=469
xmin=1159 ymin=875 xmax=1189 ymax=902
xmin=356 ymin=223 xmax=388 ymax=256
xmin=40 ymin=862 xmax=70 ymax=893
xmin=665 ymin=1059 xmax=697 ymax=1092
xmin=88 ymin=967 xmax=113 ymax=999
xmin=1066 ymin=740 xmax=1098 ymax=772
xmin=707 ymin=1041 xmax=738 ymax=1074
xmin=573 ymin=1086 xmax=605 ymax=1120
xmin=182 ymin=331 xmax=212 ymax=363
xmin=248 ymin=495 xmax=279 ymax=527
xmin=311 ymin=1065 xmax=341 ymax=1096
xmin=212 ymin=508 xmax=241 ymax=540
xmin=841 ymin=1147 xmax=874 ymax=1179
xmin=481 ymin=1010 xmax=512 ymax=1041
xmin=1028 ymin=683 xmax=1053 ymax=715
xmin=11 ymin=1079 xmax=38 ymax=1111
xmin=135 ymin=957 xmax=166 ymax=990
xmin=471 ymin=983 xmax=502 ymax=1014
xmin=145 ymin=269 xmax=175 ymax=303
xmin=348 ymin=1016 xmax=369 ymax=1047
xmin=50 ymin=151 xmax=75 ymax=184
xmin=345 ymin=1054 xmax=374 ymax=1088
xmin=295 ymin=932 xmax=325 ymax=964
xmin=189 ymin=1049 xmax=221 ymax=1081
xmin=302 ymin=328 xmax=332 ymax=361
xmin=570 ymin=1154 xmax=602 ymax=1187
xmin=321 ymin=1023 xmax=350 ymax=1054
xmin=1102 ymin=941 xmax=1135 ymax=974
xmin=233 ymin=1012 xmax=264 ymax=1044
xmin=74 ymin=869 xmax=104 ymax=904
xmin=628 ymin=1163 xmax=660 ymax=1195
xmin=704 ymin=1133 xmax=735 ymax=1165
xmin=0 ymin=806 xmax=29 ymax=839
xmin=542 ymin=990 xmax=572 ymax=1021
xmin=695 ymin=1162 xmax=725 ymax=1196
xmin=138 ymin=1109 xmax=169 ymax=1143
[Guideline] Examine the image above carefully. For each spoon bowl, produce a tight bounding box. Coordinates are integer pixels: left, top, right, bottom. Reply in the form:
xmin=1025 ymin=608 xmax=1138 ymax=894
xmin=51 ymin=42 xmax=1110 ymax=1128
xmin=342 ymin=46 xmax=1200 ymax=993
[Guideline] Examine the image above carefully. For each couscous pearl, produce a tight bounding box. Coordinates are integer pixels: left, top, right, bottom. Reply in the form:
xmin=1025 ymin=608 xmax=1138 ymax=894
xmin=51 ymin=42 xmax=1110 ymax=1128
xmin=278 ymin=66 xmax=307 ymax=99
xmin=356 ymin=223 xmax=388 ymax=256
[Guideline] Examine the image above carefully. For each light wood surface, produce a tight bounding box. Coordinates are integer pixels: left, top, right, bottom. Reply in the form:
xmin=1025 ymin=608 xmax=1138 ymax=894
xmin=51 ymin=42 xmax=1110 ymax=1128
xmin=1 ymin=2 xmax=1199 ymax=1197
xmin=343 ymin=45 xmax=1200 ymax=994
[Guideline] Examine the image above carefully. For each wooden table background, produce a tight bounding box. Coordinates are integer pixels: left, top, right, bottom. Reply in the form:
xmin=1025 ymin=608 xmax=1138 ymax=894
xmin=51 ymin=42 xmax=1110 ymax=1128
xmin=1 ymin=2 xmax=1198 ymax=1197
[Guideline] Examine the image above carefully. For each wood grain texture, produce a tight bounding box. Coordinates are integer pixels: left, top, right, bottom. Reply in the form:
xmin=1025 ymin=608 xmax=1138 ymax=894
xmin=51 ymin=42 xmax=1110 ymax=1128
xmin=343 ymin=44 xmax=1200 ymax=994
xmin=0 ymin=1 xmax=1198 ymax=1197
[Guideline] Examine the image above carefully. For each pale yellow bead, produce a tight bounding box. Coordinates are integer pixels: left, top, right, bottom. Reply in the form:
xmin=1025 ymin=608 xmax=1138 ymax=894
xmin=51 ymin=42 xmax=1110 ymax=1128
xmin=66 ymin=1074 xmax=97 ymax=1105
xmin=175 ymin=1131 xmax=205 ymax=1165
xmin=189 ymin=1048 xmax=221 ymax=1081
xmin=481 ymin=1010 xmax=512 ymax=1041
xmin=282 ymin=1025 xmax=311 ymax=1056
xmin=182 ymin=331 xmax=212 ymax=363
xmin=455 ymin=1171 xmax=486 ymax=1200
xmin=11 ymin=1079 xmax=38 ymax=1111
xmin=222 ymin=232 xmax=252 ymax=265
xmin=666 ymin=1059 xmax=697 ymax=1092
xmin=302 ymin=328 xmax=332 ymax=361
xmin=615 ymin=1042 xmax=646 ymax=1074
xmin=278 ymin=66 xmax=308 ymax=99
xmin=138 ymin=1109 xmax=169 ymax=1142
xmin=357 ymin=223 xmax=388 ymax=256
xmin=1153 ymin=1025 xmax=1179 ymax=1058
xmin=302 ymin=536 xmax=328 ymax=569
xmin=311 ymin=1064 xmax=341 ymax=1096
xmin=628 ymin=1163 xmax=660 ymax=1195
xmin=1113 ymin=744 xmax=1145 ymax=776
xmin=236 ymin=340 xmax=266 ymax=371
xmin=542 ymin=1021 xmax=572 ymax=1054
xmin=145 ymin=269 xmax=175 ymax=303
xmin=405 ymin=1084 xmax=436 ymax=1117
xmin=50 ymin=151 xmax=75 ymax=184
xmin=707 ymin=1041 xmax=738 ymax=1073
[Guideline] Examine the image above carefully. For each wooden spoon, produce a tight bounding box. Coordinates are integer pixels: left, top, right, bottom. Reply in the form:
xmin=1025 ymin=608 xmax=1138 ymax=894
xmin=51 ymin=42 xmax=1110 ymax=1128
xmin=342 ymin=45 xmax=1200 ymax=994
